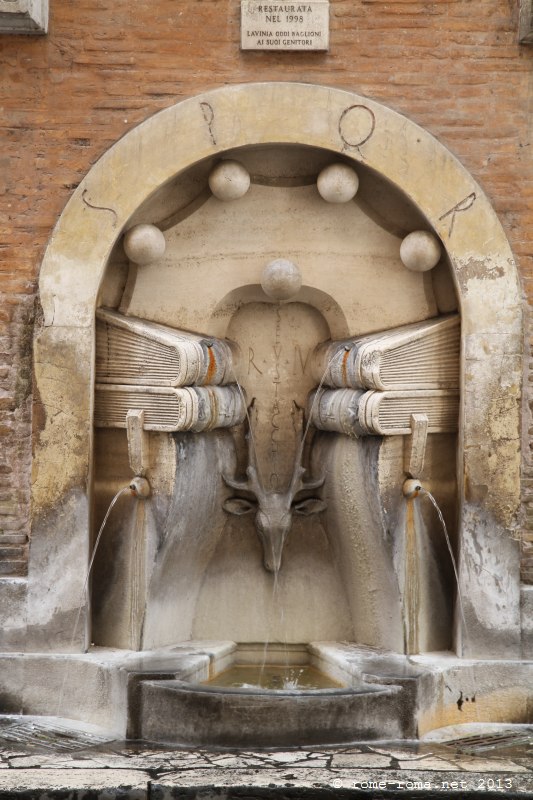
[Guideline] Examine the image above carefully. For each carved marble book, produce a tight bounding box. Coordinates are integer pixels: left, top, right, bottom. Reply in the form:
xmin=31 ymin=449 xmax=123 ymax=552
xmin=308 ymin=387 xmax=459 ymax=437
xmin=94 ymin=384 xmax=246 ymax=432
xmin=357 ymin=389 xmax=459 ymax=435
xmin=96 ymin=308 xmax=237 ymax=387
xmin=312 ymin=314 xmax=460 ymax=391
xmin=307 ymin=388 xmax=366 ymax=437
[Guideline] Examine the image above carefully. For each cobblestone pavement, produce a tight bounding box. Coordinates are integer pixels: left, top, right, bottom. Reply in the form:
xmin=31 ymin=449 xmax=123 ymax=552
xmin=0 ymin=717 xmax=531 ymax=798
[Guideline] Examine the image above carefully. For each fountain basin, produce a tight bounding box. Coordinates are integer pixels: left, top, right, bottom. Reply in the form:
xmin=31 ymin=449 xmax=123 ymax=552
xmin=1 ymin=643 xmax=530 ymax=747
xmin=136 ymin=643 xmax=414 ymax=747
xmin=138 ymin=680 xmax=402 ymax=747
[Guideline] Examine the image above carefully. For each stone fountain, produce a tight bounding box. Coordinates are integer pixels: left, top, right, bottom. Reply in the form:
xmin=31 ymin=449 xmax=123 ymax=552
xmin=0 ymin=83 xmax=530 ymax=747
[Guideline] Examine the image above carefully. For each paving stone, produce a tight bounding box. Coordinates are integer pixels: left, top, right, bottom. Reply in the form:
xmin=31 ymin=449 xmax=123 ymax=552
xmin=0 ymin=719 xmax=531 ymax=799
xmin=371 ymin=745 xmax=431 ymax=760
xmin=153 ymin=766 xmax=335 ymax=789
xmin=8 ymin=755 xmax=56 ymax=768
xmin=454 ymin=757 xmax=530 ymax=773
xmin=151 ymin=766 xmax=533 ymax=796
xmin=0 ymin=768 xmax=149 ymax=797
xmin=331 ymin=753 xmax=392 ymax=768
xmin=397 ymin=756 xmax=460 ymax=771
xmin=262 ymin=754 xmax=329 ymax=767
xmin=260 ymin=750 xmax=315 ymax=763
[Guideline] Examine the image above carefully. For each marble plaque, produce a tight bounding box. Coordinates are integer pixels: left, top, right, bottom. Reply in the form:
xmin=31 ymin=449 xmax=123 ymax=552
xmin=519 ymin=0 xmax=533 ymax=43
xmin=241 ymin=1 xmax=329 ymax=51
xmin=0 ymin=0 xmax=48 ymax=33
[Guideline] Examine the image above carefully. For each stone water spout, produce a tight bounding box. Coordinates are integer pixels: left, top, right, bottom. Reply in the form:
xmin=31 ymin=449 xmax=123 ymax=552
xmin=129 ymin=476 xmax=151 ymax=498
xmin=402 ymin=478 xmax=423 ymax=500
xmin=223 ymin=407 xmax=327 ymax=573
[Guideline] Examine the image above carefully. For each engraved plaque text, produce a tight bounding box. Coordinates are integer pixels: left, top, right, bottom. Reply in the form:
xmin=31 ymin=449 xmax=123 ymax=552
xmin=241 ymin=1 xmax=329 ymax=51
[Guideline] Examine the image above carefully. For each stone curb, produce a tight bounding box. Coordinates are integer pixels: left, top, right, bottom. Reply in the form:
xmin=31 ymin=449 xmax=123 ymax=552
xmin=0 ymin=766 xmax=531 ymax=799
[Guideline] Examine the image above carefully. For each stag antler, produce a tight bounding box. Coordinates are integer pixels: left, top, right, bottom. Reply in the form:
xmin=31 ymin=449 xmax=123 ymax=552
xmin=288 ymin=402 xmax=326 ymax=497
xmin=223 ymin=400 xmax=263 ymax=496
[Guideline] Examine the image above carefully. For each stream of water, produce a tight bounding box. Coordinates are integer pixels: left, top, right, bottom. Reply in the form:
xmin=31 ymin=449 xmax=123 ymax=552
xmin=55 ymin=485 xmax=133 ymax=717
xmin=420 ymin=489 xmax=471 ymax=657
xmin=230 ymin=349 xmax=343 ymax=689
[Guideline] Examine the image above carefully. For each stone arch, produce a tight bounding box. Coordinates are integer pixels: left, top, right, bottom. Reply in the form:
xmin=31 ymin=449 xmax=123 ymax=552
xmin=31 ymin=82 xmax=522 ymax=657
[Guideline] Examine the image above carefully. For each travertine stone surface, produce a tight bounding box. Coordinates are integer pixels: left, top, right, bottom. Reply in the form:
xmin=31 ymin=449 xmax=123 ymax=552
xmin=27 ymin=83 xmax=522 ymax=661
xmin=94 ymin=384 xmax=245 ymax=432
xmin=0 ymin=579 xmax=27 ymax=652
xmin=125 ymin=183 xmax=436 ymax=339
xmin=519 ymin=0 xmax=533 ymax=44
xmin=521 ymin=586 xmax=533 ymax=658
xmin=309 ymin=387 xmax=459 ymax=436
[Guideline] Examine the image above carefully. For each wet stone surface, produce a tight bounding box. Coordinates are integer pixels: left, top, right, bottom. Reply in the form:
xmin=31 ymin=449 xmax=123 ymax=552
xmin=0 ymin=717 xmax=531 ymax=798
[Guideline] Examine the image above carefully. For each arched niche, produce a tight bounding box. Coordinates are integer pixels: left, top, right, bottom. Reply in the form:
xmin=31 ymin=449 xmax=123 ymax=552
xmin=29 ymin=82 xmax=522 ymax=657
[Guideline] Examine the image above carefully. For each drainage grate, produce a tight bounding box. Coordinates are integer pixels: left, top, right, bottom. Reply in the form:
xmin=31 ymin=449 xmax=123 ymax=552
xmin=443 ymin=729 xmax=533 ymax=754
xmin=0 ymin=720 xmax=113 ymax=752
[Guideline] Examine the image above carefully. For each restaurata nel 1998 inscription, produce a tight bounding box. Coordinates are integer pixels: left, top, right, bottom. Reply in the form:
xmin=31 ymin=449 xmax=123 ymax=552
xmin=241 ymin=1 xmax=329 ymax=51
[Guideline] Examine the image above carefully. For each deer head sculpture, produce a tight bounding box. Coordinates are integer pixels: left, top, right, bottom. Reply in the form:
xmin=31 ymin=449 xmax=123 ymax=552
xmin=222 ymin=405 xmax=327 ymax=573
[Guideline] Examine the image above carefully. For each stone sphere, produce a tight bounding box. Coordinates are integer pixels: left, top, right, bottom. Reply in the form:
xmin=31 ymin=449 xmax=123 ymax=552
xmin=123 ymin=224 xmax=166 ymax=265
xmin=400 ymin=230 xmax=442 ymax=272
xmin=261 ymin=259 xmax=302 ymax=301
xmin=317 ymin=163 xmax=359 ymax=203
xmin=208 ymin=160 xmax=251 ymax=201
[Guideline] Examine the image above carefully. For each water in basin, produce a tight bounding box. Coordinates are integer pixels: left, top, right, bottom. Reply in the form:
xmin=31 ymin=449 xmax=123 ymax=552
xmin=203 ymin=664 xmax=345 ymax=691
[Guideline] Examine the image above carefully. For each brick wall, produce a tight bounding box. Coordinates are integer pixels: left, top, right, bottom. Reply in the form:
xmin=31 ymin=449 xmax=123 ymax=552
xmin=1 ymin=0 xmax=533 ymax=576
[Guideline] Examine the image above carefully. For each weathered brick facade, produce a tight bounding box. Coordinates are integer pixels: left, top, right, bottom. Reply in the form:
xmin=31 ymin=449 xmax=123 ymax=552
xmin=1 ymin=0 xmax=533 ymax=577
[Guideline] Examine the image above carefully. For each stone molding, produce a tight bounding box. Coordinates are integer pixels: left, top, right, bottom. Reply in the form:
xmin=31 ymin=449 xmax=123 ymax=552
xmin=32 ymin=82 xmax=523 ymax=657
xmin=0 ymin=0 xmax=48 ymax=34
